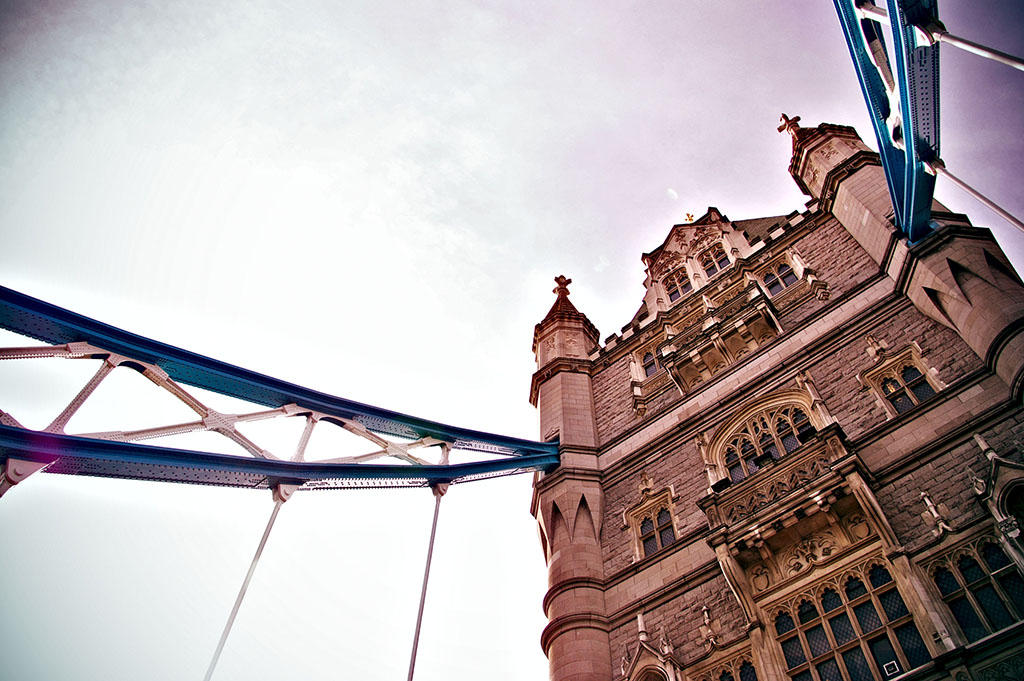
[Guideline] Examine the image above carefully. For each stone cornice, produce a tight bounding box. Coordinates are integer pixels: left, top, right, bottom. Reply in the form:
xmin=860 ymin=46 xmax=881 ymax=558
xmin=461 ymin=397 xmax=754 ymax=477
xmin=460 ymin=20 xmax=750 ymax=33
xmin=529 ymin=357 xmax=595 ymax=405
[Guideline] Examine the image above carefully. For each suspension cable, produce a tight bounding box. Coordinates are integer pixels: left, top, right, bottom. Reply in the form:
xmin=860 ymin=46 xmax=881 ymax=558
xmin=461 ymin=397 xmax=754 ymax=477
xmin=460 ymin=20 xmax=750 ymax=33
xmin=204 ymin=490 xmax=289 ymax=681
xmin=407 ymin=487 xmax=444 ymax=681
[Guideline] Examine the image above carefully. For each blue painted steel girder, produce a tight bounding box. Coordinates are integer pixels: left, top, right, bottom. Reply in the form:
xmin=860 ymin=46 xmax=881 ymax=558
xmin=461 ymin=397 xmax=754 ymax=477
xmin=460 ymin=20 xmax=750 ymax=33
xmin=0 ymin=285 xmax=560 ymax=487
xmin=0 ymin=425 xmax=560 ymax=489
xmin=833 ymin=0 xmax=940 ymax=243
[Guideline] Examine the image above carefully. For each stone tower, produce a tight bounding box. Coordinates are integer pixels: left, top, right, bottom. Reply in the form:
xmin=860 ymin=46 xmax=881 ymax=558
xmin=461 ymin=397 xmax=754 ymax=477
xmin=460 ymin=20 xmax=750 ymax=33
xmin=529 ymin=119 xmax=1024 ymax=681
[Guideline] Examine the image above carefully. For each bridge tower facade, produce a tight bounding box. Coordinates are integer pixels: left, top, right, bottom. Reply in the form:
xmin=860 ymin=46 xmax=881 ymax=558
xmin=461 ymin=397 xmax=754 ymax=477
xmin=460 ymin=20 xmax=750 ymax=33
xmin=530 ymin=120 xmax=1024 ymax=681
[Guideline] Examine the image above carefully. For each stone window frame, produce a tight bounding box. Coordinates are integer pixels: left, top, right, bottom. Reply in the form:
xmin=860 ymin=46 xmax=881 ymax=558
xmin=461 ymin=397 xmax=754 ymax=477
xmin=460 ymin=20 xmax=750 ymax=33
xmin=634 ymin=340 xmax=665 ymax=382
xmin=691 ymin=649 xmax=760 ymax=681
xmin=623 ymin=485 xmax=680 ymax=562
xmin=858 ymin=343 xmax=944 ymax=419
xmin=699 ymin=242 xmax=732 ymax=280
xmin=707 ymin=392 xmax=825 ymax=487
xmin=663 ymin=266 xmax=694 ymax=304
xmin=768 ymin=556 xmax=932 ymax=681
xmin=922 ymin=533 xmax=1024 ymax=644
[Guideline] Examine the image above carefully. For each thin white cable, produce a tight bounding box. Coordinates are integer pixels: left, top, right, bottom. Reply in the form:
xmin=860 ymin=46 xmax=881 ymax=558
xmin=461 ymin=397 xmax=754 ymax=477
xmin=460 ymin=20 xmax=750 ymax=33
xmin=407 ymin=491 xmax=443 ymax=681
xmin=204 ymin=499 xmax=284 ymax=681
xmin=928 ymin=160 xmax=1024 ymax=235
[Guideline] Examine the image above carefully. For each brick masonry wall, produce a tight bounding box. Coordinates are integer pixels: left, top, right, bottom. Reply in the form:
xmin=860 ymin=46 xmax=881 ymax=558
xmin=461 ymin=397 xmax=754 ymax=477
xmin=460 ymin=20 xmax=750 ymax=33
xmin=593 ymin=354 xmax=635 ymax=445
xmin=777 ymin=217 xmax=879 ymax=329
xmin=808 ymin=302 xmax=985 ymax=443
xmin=601 ymin=438 xmax=708 ymax=576
xmin=607 ymin=573 xmax=747 ymax=669
xmin=875 ymin=411 xmax=1024 ymax=553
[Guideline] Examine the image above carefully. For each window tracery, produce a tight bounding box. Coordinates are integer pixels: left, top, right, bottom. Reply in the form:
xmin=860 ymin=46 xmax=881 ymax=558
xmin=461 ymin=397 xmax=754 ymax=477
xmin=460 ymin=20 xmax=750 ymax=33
xmin=721 ymin=404 xmax=817 ymax=483
xmin=925 ymin=535 xmax=1024 ymax=643
xmin=623 ymin=482 xmax=679 ymax=561
xmin=771 ymin=560 xmax=930 ymax=681
xmin=700 ymin=243 xmax=731 ymax=279
xmin=860 ymin=344 xmax=942 ymax=418
xmin=764 ymin=262 xmax=799 ymax=296
xmin=663 ymin=268 xmax=693 ymax=303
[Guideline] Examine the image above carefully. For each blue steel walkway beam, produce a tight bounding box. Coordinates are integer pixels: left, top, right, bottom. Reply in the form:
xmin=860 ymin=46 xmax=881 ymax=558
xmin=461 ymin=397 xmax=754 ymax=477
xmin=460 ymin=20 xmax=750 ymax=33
xmin=0 ymin=425 xmax=559 ymax=489
xmin=834 ymin=0 xmax=939 ymax=243
xmin=0 ymin=285 xmax=559 ymax=489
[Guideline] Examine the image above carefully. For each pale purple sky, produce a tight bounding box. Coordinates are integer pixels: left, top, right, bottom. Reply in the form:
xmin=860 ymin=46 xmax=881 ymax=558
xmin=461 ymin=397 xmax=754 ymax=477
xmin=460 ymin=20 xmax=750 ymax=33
xmin=1 ymin=2 xmax=1022 ymax=680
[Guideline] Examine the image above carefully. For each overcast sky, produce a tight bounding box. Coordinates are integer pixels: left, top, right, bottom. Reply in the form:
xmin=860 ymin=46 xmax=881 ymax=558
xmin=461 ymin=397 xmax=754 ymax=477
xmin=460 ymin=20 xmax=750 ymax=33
xmin=1 ymin=2 xmax=1022 ymax=680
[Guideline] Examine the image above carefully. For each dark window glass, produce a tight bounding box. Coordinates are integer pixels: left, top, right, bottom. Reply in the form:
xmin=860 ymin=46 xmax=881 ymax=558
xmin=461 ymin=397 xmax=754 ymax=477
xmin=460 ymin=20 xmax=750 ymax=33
xmin=894 ymin=622 xmax=931 ymax=669
xmin=642 ymin=535 xmax=658 ymax=557
xmin=958 ymin=556 xmax=986 ymax=584
xmin=816 ymin=658 xmax=842 ymax=681
xmin=878 ymin=589 xmax=909 ymax=621
xmin=798 ymin=600 xmax=819 ymax=624
xmin=888 ymin=391 xmax=914 ymax=413
xmin=869 ymin=565 xmax=893 ymax=588
xmin=933 ymin=567 xmax=960 ymax=596
xmin=642 ymin=352 xmax=657 ymax=377
xmin=681 ymin=279 xmax=692 ymax=295
xmin=668 ymin=283 xmax=681 ymax=302
xmin=719 ymin=671 xmax=734 ymax=681
xmin=842 ymin=647 xmax=873 ymax=681
xmin=805 ymin=625 xmax=831 ymax=657
xmin=845 ymin=578 xmax=867 ymax=600
xmin=738 ymin=661 xmax=757 ymax=681
xmin=998 ymin=570 xmax=1024 ymax=614
xmin=717 ymin=250 xmax=730 ymax=269
xmin=781 ymin=637 xmax=806 ymax=669
xmin=780 ymin=264 xmax=798 ymax=286
xmin=981 ymin=543 xmax=1012 ymax=571
xmin=853 ymin=601 xmax=883 ymax=633
xmin=868 ymin=635 xmax=900 ymax=678
xmin=948 ymin=596 xmax=987 ymax=642
xmin=908 ymin=378 xmax=935 ymax=402
xmin=729 ymin=464 xmax=745 ymax=483
xmin=821 ymin=588 xmax=842 ymax=613
xmin=640 ymin=517 xmax=653 ymax=534
xmin=829 ymin=613 xmax=856 ymax=645
xmin=972 ymin=583 xmax=1015 ymax=630
xmin=776 ymin=611 xmax=796 ymax=635
xmin=765 ymin=273 xmax=782 ymax=295
xmin=791 ymin=671 xmax=813 ymax=681
xmin=778 ymin=419 xmax=799 ymax=453
xmin=659 ymin=525 xmax=675 ymax=548
xmin=899 ymin=365 xmax=923 ymax=382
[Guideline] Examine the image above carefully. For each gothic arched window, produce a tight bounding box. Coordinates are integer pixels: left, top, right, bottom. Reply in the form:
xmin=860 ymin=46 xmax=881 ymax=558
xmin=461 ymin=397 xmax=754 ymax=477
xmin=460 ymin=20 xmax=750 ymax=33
xmin=773 ymin=563 xmax=931 ymax=681
xmin=639 ymin=506 xmax=676 ymax=557
xmin=721 ymin=405 xmax=816 ymax=483
xmin=664 ymin=269 xmax=693 ymax=302
xmin=860 ymin=346 xmax=942 ymax=418
xmin=642 ymin=352 xmax=658 ymax=378
xmin=764 ymin=262 xmax=799 ymax=296
xmin=930 ymin=541 xmax=1024 ymax=643
xmin=700 ymin=243 xmax=731 ymax=278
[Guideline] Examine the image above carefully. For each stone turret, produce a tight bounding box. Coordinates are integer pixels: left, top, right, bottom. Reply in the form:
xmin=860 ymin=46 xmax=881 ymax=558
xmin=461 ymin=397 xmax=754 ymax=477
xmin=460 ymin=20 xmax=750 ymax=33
xmin=530 ymin=276 xmax=611 ymax=681
xmin=783 ymin=115 xmax=1024 ymax=400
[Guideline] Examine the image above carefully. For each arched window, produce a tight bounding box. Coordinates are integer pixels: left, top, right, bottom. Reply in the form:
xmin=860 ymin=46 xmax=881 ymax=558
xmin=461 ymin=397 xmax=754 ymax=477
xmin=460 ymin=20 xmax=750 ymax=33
xmin=720 ymin=405 xmax=816 ymax=482
xmin=642 ymin=352 xmax=658 ymax=378
xmin=878 ymin=365 xmax=936 ymax=412
xmin=700 ymin=243 xmax=731 ymax=278
xmin=638 ymin=506 xmax=676 ymax=557
xmin=664 ymin=269 xmax=693 ymax=302
xmin=764 ymin=262 xmax=799 ymax=296
xmin=931 ymin=541 xmax=1024 ymax=642
xmin=774 ymin=564 xmax=930 ymax=681
xmin=861 ymin=347 xmax=942 ymax=418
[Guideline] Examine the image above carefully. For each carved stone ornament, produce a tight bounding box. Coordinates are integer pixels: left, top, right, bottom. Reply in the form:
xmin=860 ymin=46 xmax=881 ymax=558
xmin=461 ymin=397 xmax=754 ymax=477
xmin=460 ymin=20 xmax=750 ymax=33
xmin=978 ymin=653 xmax=1024 ymax=681
xmin=780 ymin=529 xmax=840 ymax=577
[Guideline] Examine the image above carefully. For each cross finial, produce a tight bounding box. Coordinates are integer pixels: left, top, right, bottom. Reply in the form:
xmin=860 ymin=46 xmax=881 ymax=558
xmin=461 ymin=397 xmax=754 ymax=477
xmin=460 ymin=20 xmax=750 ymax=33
xmin=778 ymin=113 xmax=801 ymax=137
xmin=553 ymin=275 xmax=572 ymax=297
